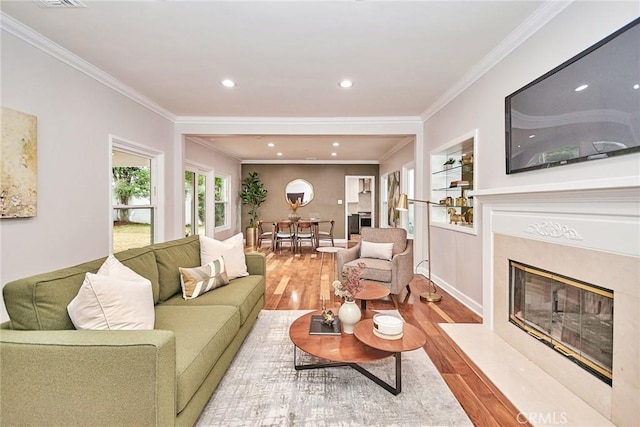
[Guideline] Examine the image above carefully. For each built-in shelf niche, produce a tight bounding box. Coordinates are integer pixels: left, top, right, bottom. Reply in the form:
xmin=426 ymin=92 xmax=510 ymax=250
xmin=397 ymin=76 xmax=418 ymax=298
xmin=430 ymin=129 xmax=477 ymax=235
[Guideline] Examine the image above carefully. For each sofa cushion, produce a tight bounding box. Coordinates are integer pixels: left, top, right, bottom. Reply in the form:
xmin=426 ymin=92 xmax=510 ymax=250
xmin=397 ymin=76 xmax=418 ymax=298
xmin=154 ymin=305 xmax=240 ymax=414
xmin=3 ymin=248 xmax=157 ymax=331
xmin=162 ymin=275 xmax=265 ymax=326
xmin=114 ymin=248 xmax=160 ymax=304
xmin=344 ymin=258 xmax=392 ymax=283
xmin=199 ymin=233 xmax=249 ymax=279
xmin=67 ymin=273 xmax=155 ymax=330
xmin=150 ymin=235 xmax=201 ymax=303
xmin=360 ymin=227 xmax=407 ymax=256
xmin=360 ymin=241 xmax=394 ymax=261
xmin=179 ymin=257 xmax=229 ymax=300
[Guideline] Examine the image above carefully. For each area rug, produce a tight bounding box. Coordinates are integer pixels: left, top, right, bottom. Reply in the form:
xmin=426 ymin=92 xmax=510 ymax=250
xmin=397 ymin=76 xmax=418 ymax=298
xmin=196 ymin=310 xmax=472 ymax=427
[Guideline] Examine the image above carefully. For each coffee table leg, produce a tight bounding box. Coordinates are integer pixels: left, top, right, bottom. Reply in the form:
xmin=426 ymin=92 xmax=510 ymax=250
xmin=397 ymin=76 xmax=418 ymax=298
xmin=360 ymin=300 xmax=367 ymax=310
xmin=293 ymin=346 xmax=402 ymax=395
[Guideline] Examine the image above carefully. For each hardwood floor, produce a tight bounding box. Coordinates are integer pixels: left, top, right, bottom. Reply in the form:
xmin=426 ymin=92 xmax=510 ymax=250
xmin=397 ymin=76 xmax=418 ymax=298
xmin=256 ymin=244 xmax=529 ymax=427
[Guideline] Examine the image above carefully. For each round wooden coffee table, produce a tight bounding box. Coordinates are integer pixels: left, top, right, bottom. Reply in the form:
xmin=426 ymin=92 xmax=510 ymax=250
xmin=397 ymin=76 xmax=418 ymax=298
xmin=353 ymin=319 xmax=427 ymax=395
xmin=353 ymin=281 xmax=390 ymax=310
xmin=289 ymin=311 xmax=391 ymax=364
xmin=289 ymin=311 xmax=422 ymax=395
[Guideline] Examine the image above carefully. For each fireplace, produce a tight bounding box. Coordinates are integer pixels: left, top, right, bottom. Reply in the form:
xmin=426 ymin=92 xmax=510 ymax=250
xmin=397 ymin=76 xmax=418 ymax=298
xmin=509 ymin=260 xmax=613 ymax=385
xmin=470 ymin=181 xmax=639 ymax=425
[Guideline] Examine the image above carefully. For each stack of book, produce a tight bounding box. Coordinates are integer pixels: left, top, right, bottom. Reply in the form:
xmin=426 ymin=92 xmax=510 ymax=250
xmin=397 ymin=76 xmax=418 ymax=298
xmin=308 ymin=315 xmax=341 ymax=335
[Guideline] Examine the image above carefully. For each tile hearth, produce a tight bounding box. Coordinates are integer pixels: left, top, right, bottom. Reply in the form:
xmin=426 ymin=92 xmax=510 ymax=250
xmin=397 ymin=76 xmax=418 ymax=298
xmin=441 ymin=323 xmax=613 ymax=427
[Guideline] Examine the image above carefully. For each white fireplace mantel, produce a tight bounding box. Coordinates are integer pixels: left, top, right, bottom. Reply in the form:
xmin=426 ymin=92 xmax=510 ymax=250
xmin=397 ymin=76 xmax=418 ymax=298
xmin=471 ymin=176 xmax=640 ymax=328
xmin=468 ymin=176 xmax=639 ymax=425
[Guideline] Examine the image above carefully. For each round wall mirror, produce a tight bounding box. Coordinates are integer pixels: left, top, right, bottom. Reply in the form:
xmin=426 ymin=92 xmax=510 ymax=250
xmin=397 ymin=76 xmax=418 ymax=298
xmin=285 ymin=179 xmax=314 ymax=206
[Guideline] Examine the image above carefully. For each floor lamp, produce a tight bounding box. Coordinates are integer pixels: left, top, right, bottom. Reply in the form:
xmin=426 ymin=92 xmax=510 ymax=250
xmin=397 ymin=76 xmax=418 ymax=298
xmin=395 ymin=193 xmax=442 ymax=303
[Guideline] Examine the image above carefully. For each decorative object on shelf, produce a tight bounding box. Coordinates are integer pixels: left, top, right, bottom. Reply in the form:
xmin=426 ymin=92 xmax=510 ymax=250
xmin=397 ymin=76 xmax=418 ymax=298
xmin=372 ymin=313 xmax=404 ymax=340
xmin=287 ymin=197 xmax=301 ymax=222
xmin=447 ymin=208 xmax=467 ymax=225
xmin=443 ymin=158 xmax=456 ymax=170
xmin=449 ymin=180 xmax=470 ymax=188
xmin=395 ymin=194 xmax=442 ymax=303
xmin=439 ymin=196 xmax=453 ymax=206
xmin=333 ymin=262 xmax=366 ymax=334
xmin=455 ymin=196 xmax=467 ymax=207
xmin=466 ymin=208 xmax=474 ymax=224
xmin=337 ymin=299 xmax=361 ymax=334
xmin=461 ymin=153 xmax=473 ymax=165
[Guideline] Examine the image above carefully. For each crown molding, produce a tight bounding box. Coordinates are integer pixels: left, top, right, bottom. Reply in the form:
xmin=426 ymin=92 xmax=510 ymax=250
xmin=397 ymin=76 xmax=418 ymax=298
xmin=241 ymin=159 xmax=379 ymax=165
xmin=1 ymin=11 xmax=176 ymax=122
xmin=420 ymin=0 xmax=574 ymax=122
xmin=174 ymin=116 xmax=423 ymax=126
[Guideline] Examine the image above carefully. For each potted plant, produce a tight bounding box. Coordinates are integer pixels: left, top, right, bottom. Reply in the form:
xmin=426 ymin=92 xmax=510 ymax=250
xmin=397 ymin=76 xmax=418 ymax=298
xmin=240 ymin=171 xmax=268 ymax=249
xmin=443 ymin=157 xmax=456 ymax=170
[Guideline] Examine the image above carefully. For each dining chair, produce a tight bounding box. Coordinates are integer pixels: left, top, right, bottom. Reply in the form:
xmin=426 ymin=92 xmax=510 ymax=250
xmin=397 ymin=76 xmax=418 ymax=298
xmin=315 ymin=220 xmax=335 ymax=247
xmin=274 ymin=221 xmax=296 ymax=254
xmin=295 ymin=220 xmax=315 ymax=253
xmin=256 ymin=220 xmax=275 ymax=251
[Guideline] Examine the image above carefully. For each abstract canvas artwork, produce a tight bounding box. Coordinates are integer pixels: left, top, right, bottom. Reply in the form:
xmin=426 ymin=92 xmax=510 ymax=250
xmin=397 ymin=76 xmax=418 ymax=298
xmin=387 ymin=170 xmax=400 ymax=227
xmin=1 ymin=107 xmax=37 ymax=218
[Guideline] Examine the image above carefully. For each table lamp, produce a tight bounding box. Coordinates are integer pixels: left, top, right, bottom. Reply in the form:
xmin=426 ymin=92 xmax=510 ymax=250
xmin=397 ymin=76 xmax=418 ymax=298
xmin=395 ymin=193 xmax=442 ymax=303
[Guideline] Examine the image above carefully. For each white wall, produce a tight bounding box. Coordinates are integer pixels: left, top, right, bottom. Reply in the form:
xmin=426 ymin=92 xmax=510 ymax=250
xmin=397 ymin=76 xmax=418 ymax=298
xmin=0 ymin=32 xmax=176 ymax=321
xmin=184 ymin=140 xmax=242 ymax=240
xmin=423 ymin=2 xmax=640 ymax=316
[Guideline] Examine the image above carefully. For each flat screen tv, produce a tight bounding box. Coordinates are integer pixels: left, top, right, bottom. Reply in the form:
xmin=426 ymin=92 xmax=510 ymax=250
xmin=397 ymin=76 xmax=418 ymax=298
xmin=505 ymin=18 xmax=640 ymax=174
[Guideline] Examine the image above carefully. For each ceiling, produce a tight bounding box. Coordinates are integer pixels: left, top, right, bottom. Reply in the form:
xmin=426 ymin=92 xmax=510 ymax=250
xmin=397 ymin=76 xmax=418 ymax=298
xmin=1 ymin=0 xmax=546 ymax=162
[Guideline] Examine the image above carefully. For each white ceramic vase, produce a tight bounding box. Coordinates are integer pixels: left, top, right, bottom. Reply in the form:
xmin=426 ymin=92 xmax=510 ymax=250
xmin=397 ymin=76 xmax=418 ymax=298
xmin=338 ymin=299 xmax=362 ymax=334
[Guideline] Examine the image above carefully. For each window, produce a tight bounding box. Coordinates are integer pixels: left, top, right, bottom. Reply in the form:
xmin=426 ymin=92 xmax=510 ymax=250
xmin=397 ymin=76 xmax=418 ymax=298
xmin=185 ymin=169 xmax=207 ymax=236
xmin=111 ymin=138 xmax=163 ymax=252
xmin=214 ymin=174 xmax=229 ymax=229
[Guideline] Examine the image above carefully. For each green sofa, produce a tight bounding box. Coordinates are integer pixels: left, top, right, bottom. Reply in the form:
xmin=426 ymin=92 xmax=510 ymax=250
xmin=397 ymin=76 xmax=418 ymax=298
xmin=0 ymin=235 xmax=266 ymax=426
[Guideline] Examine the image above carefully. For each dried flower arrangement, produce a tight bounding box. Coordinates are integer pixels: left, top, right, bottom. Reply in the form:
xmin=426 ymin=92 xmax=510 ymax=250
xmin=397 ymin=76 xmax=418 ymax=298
xmin=287 ymin=198 xmax=301 ymax=212
xmin=332 ymin=262 xmax=367 ymax=301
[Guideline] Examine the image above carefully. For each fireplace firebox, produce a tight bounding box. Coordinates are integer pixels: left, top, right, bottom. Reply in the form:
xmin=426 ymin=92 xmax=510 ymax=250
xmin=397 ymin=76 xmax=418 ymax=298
xmin=509 ymin=260 xmax=613 ymax=385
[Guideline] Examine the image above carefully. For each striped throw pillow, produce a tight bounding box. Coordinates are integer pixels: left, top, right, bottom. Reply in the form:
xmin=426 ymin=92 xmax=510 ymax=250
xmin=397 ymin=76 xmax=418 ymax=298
xmin=179 ymin=257 xmax=230 ymax=299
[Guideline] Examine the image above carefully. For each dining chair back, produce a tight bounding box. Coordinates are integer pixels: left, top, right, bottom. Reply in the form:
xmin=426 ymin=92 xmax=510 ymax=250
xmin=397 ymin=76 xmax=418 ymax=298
xmin=257 ymin=220 xmax=275 ymax=250
xmin=316 ymin=220 xmax=335 ymax=247
xmin=295 ymin=220 xmax=315 ymax=253
xmin=275 ymin=221 xmax=295 ymax=254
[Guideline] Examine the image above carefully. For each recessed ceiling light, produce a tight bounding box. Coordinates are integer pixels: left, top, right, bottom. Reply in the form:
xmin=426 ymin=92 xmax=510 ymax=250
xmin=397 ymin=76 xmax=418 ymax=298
xmin=332 ymin=142 xmax=340 ymax=147
xmin=267 ymin=142 xmax=275 ymax=148
xmin=276 ymin=152 xmax=283 ymax=157
xmin=331 ymin=152 xmax=337 ymax=157
xmin=338 ymin=80 xmax=353 ymax=88
xmin=633 ymin=83 xmax=640 ymax=90
xmin=221 ymin=79 xmax=236 ymax=88
xmin=574 ymin=84 xmax=588 ymax=92
xmin=528 ymin=134 xmax=536 ymax=139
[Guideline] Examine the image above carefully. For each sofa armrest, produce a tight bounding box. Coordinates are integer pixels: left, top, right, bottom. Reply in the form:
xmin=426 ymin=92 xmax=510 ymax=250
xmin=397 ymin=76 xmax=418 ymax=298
xmin=336 ymin=242 xmax=361 ymax=281
xmin=390 ymin=239 xmax=414 ymax=294
xmin=0 ymin=329 xmax=176 ymax=426
xmin=245 ymin=252 xmax=266 ymax=276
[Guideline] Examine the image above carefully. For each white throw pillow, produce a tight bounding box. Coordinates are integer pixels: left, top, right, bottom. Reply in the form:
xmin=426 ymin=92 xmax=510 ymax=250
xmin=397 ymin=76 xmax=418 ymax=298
xmin=67 ymin=255 xmax=155 ymax=330
xmin=361 ymin=241 xmax=394 ymax=261
xmin=200 ymin=233 xmax=249 ymax=279
xmin=67 ymin=273 xmax=155 ymax=330
xmin=179 ymin=257 xmax=230 ymax=300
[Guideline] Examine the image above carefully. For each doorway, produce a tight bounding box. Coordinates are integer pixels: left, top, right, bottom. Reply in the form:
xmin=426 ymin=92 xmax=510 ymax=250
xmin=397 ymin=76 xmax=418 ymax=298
xmin=344 ymin=175 xmax=376 ymax=241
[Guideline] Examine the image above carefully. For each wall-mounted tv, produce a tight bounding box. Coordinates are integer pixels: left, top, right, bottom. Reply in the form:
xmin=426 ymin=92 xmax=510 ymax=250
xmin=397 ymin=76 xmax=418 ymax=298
xmin=505 ymin=18 xmax=640 ymax=174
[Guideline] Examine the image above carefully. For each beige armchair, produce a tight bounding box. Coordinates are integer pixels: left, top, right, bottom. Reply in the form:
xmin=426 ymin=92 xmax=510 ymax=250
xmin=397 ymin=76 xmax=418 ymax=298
xmin=337 ymin=227 xmax=413 ymax=307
